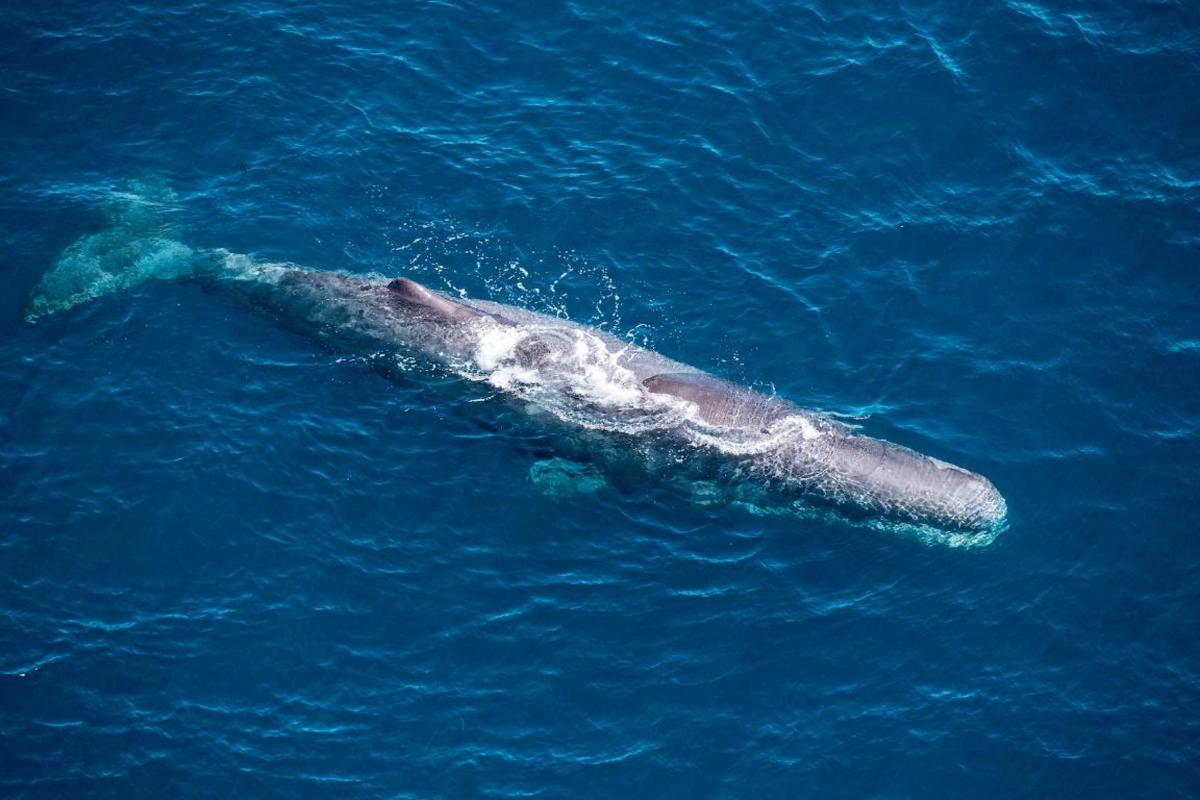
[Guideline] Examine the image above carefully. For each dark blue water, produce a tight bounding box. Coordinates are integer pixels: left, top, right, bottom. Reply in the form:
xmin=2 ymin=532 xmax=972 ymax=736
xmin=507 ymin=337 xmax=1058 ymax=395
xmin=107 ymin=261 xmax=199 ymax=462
xmin=3 ymin=1 xmax=1198 ymax=796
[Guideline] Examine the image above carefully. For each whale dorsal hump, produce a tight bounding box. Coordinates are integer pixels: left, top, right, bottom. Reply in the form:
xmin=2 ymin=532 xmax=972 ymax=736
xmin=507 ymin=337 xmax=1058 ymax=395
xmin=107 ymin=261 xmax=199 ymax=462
xmin=388 ymin=277 xmax=434 ymax=301
xmin=388 ymin=277 xmax=483 ymax=321
xmin=643 ymin=372 xmax=792 ymax=428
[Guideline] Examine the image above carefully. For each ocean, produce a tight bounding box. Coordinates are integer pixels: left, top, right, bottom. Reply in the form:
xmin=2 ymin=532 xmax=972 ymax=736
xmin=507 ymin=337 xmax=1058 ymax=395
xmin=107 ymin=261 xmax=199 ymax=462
xmin=1 ymin=1 xmax=1198 ymax=797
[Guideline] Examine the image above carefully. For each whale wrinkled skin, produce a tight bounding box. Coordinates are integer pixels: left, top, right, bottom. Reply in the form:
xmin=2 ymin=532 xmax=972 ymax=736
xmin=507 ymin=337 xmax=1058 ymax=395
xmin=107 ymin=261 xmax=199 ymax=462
xmin=25 ymin=194 xmax=1007 ymax=539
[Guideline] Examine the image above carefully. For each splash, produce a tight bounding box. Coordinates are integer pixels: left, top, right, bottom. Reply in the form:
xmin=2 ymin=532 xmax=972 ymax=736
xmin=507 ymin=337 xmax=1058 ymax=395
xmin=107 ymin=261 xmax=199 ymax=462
xmin=456 ymin=319 xmax=688 ymax=436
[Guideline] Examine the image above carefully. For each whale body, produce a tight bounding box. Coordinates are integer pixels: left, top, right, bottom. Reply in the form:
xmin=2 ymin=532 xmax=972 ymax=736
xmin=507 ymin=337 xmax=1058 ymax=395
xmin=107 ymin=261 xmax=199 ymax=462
xmin=25 ymin=185 xmax=1007 ymax=541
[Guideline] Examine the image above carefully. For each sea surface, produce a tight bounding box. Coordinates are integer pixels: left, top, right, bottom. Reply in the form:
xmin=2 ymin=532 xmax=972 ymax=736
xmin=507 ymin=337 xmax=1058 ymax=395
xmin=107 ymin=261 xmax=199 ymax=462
xmin=2 ymin=1 xmax=1198 ymax=797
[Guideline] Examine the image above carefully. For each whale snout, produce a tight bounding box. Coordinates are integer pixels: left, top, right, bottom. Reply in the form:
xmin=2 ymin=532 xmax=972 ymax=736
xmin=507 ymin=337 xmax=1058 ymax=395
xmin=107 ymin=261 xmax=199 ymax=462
xmin=815 ymin=434 xmax=1007 ymax=533
xmin=961 ymin=473 xmax=1007 ymax=531
xmin=909 ymin=458 xmax=1007 ymax=532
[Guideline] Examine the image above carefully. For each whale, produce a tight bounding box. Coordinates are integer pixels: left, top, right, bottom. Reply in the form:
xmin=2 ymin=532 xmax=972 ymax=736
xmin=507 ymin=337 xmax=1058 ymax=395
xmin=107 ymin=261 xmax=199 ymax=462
xmin=24 ymin=183 xmax=1007 ymax=541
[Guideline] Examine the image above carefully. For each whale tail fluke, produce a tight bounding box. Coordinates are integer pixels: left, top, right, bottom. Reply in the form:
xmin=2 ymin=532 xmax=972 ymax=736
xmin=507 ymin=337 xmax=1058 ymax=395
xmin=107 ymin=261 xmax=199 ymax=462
xmin=25 ymin=178 xmax=199 ymax=323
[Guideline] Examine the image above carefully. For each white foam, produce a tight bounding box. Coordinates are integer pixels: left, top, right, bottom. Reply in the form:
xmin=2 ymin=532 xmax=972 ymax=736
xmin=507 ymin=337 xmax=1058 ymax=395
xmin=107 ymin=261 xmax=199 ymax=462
xmin=567 ymin=331 xmax=644 ymax=407
xmin=448 ymin=314 xmax=839 ymax=466
xmin=217 ymin=250 xmax=291 ymax=284
xmin=486 ymin=364 xmax=540 ymax=390
xmin=449 ymin=321 xmax=685 ymax=435
xmin=471 ymin=321 xmax=528 ymax=370
xmin=796 ymin=416 xmax=822 ymax=441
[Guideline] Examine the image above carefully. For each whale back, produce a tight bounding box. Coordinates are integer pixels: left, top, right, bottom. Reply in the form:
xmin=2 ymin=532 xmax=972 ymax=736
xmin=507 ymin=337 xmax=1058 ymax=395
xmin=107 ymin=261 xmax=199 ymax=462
xmin=643 ymin=372 xmax=794 ymax=429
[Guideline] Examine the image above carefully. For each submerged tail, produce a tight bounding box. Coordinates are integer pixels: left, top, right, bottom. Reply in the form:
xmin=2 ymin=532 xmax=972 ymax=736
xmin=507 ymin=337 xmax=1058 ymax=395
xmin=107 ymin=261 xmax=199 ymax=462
xmin=25 ymin=178 xmax=199 ymax=323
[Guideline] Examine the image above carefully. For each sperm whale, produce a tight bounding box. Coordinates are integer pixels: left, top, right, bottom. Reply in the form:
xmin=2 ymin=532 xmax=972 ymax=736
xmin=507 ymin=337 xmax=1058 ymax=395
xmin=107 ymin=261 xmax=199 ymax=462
xmin=25 ymin=184 xmax=1007 ymax=540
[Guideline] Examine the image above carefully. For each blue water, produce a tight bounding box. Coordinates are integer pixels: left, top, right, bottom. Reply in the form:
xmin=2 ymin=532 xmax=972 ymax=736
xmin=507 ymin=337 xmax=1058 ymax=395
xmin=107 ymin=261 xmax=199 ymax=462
xmin=2 ymin=1 xmax=1198 ymax=796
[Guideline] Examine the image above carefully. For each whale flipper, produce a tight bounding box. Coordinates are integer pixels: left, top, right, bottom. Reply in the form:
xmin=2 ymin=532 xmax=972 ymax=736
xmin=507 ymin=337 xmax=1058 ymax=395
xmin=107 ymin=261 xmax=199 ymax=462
xmin=528 ymin=458 xmax=608 ymax=496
